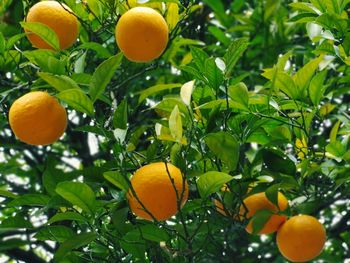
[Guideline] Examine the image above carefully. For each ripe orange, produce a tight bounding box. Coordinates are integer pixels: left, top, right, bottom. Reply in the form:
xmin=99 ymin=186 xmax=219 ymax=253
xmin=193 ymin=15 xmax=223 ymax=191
xmin=277 ymin=215 xmax=326 ymax=262
xmin=127 ymin=162 xmax=188 ymax=221
xmin=9 ymin=91 xmax=67 ymax=145
xmin=240 ymin=192 xmax=288 ymax=234
xmin=26 ymin=1 xmax=79 ymax=50
xmin=115 ymin=7 xmax=169 ymax=62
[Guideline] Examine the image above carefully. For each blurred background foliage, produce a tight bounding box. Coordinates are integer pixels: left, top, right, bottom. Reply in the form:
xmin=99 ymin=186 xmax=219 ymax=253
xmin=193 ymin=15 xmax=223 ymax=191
xmin=1 ymin=0 xmax=350 ymax=262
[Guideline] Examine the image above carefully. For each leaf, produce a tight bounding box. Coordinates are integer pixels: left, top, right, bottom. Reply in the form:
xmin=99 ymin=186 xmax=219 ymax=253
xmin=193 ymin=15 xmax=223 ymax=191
xmin=293 ymin=56 xmax=323 ymax=97
xmin=326 ymin=141 xmax=346 ymax=158
xmin=38 ymin=72 xmax=80 ymax=92
xmin=309 ymin=70 xmax=327 ymax=106
xmin=265 ymin=185 xmax=280 ymax=208
xmin=190 ymin=46 xmax=210 ymax=70
xmin=166 ymin=3 xmax=179 ymax=31
xmin=103 ymin=171 xmax=130 ymax=192
xmin=0 ymin=32 xmax=5 ymax=55
xmin=0 ymin=213 xmax=33 ymax=230
xmin=137 ymin=225 xmax=170 ymax=242
xmin=262 ymin=149 xmax=296 ymax=175
xmin=34 ymin=226 xmax=74 ymax=242
xmin=48 ymin=212 xmax=88 ymax=224
xmin=113 ymin=100 xmax=128 ymax=129
xmin=251 ymin=210 xmax=273 ymax=235
xmin=20 ymin=22 xmax=60 ymax=51
xmin=8 ymin=194 xmax=50 ymax=207
xmin=77 ymin=42 xmax=112 ymax=59
xmin=89 ymin=53 xmax=123 ymax=102
xmin=262 ymin=69 xmax=298 ymax=99
xmin=204 ymin=132 xmax=240 ymax=171
xmin=205 ymin=57 xmax=224 ymax=89
xmin=56 ymin=182 xmax=96 ymax=214
xmin=197 ymin=171 xmax=233 ymax=198
xmin=330 ymin=120 xmax=341 ymax=143
xmin=54 ymin=232 xmax=97 ymax=261
xmin=23 ymin=50 xmax=66 ymax=75
xmin=180 ymin=80 xmax=195 ymax=106
xmin=224 ymin=38 xmax=249 ymax=78
xmin=169 ymin=105 xmax=183 ymax=142
xmin=57 ymin=89 xmax=94 ymax=116
xmin=138 ymin=83 xmax=182 ymax=103
xmin=228 ymin=82 xmax=249 ymax=108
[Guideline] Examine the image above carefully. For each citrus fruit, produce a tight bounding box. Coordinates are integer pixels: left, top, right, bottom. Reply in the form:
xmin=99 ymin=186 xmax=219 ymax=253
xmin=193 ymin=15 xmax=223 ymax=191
xmin=277 ymin=215 xmax=326 ymax=262
xmin=127 ymin=162 xmax=188 ymax=221
xmin=240 ymin=192 xmax=288 ymax=234
xmin=115 ymin=7 xmax=169 ymax=62
xmin=26 ymin=1 xmax=79 ymax=50
xmin=9 ymin=91 xmax=67 ymax=145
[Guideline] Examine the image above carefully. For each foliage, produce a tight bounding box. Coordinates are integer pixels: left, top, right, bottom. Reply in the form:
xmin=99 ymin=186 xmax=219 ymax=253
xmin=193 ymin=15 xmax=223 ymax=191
xmin=1 ymin=0 xmax=350 ymax=262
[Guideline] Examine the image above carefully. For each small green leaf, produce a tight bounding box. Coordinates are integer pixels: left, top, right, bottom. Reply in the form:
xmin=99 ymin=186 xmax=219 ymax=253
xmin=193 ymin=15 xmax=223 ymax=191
xmin=48 ymin=212 xmax=88 ymax=224
xmin=228 ymin=82 xmax=249 ymax=108
xmin=0 ymin=32 xmax=5 ymax=55
xmin=138 ymin=225 xmax=170 ymax=242
xmin=0 ymin=213 xmax=33 ymax=230
xmin=169 ymin=105 xmax=183 ymax=142
xmin=224 ymin=38 xmax=249 ymax=78
xmin=38 ymin=72 xmax=80 ymax=92
xmin=103 ymin=171 xmax=130 ymax=192
xmin=57 ymin=89 xmax=94 ymax=116
xmin=34 ymin=226 xmax=74 ymax=242
xmin=265 ymin=185 xmax=280 ymax=208
xmin=55 ymin=232 xmax=97 ymax=261
xmin=330 ymin=120 xmax=341 ymax=143
xmin=251 ymin=210 xmax=273 ymax=235
xmin=204 ymin=132 xmax=240 ymax=171
xmin=56 ymin=182 xmax=96 ymax=214
xmin=138 ymin=83 xmax=182 ymax=104
xmin=309 ymin=70 xmax=327 ymax=106
xmin=77 ymin=42 xmax=112 ymax=59
xmin=8 ymin=194 xmax=50 ymax=207
xmin=204 ymin=57 xmax=224 ymax=89
xmin=20 ymin=21 xmax=60 ymax=51
xmin=166 ymin=3 xmax=179 ymax=31
xmin=262 ymin=149 xmax=296 ymax=175
xmin=113 ymin=100 xmax=128 ymax=129
xmin=89 ymin=53 xmax=123 ymax=102
xmin=197 ymin=171 xmax=233 ymax=198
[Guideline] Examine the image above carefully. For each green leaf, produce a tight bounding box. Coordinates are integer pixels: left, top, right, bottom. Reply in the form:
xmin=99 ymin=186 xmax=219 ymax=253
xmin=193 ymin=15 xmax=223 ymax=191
xmin=224 ymin=38 xmax=249 ymax=78
xmin=8 ymin=194 xmax=50 ymax=207
xmin=56 ymin=182 xmax=96 ymax=214
xmin=262 ymin=149 xmax=296 ymax=175
xmin=330 ymin=120 xmax=341 ymax=143
xmin=0 ymin=32 xmax=5 ymax=55
xmin=293 ymin=56 xmax=323 ymax=97
xmin=169 ymin=105 xmax=183 ymax=142
xmin=0 ymin=189 xmax=17 ymax=199
xmin=265 ymin=185 xmax=280 ymax=208
xmin=20 ymin=21 xmax=60 ymax=51
xmin=48 ymin=212 xmax=88 ymax=224
xmin=34 ymin=226 xmax=74 ymax=242
xmin=113 ymin=100 xmax=128 ymax=129
xmin=251 ymin=210 xmax=273 ymax=235
xmin=38 ymin=72 xmax=80 ymax=92
xmin=23 ymin=50 xmax=66 ymax=75
xmin=204 ymin=131 xmax=240 ymax=171
xmin=197 ymin=171 xmax=233 ymax=198
xmin=89 ymin=53 xmax=123 ymax=102
xmin=57 ymin=89 xmax=94 ymax=116
xmin=205 ymin=57 xmax=224 ymax=89
xmin=120 ymin=230 xmax=146 ymax=259
xmin=0 ymin=213 xmax=33 ymax=230
xmin=166 ymin=3 xmax=179 ymax=31
xmin=77 ymin=42 xmax=112 ymax=59
xmin=137 ymin=225 xmax=170 ymax=242
xmin=228 ymin=82 xmax=249 ymax=109
xmin=262 ymin=69 xmax=298 ymax=99
xmin=190 ymin=46 xmax=210 ymax=70
xmin=309 ymin=70 xmax=327 ymax=106
xmin=103 ymin=171 xmax=130 ymax=192
xmin=55 ymin=232 xmax=97 ymax=261
xmin=138 ymin=83 xmax=182 ymax=104
xmin=326 ymin=141 xmax=346 ymax=158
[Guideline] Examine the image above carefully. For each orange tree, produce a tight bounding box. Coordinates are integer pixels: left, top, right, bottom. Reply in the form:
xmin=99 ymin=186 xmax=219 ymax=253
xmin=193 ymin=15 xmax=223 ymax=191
xmin=1 ymin=0 xmax=350 ymax=262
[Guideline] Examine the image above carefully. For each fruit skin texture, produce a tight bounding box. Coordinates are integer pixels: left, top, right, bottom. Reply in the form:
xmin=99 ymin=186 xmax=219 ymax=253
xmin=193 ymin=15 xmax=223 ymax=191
xmin=240 ymin=192 xmax=288 ymax=234
xmin=9 ymin=91 xmax=67 ymax=146
xmin=127 ymin=162 xmax=188 ymax=221
xmin=26 ymin=1 xmax=79 ymax=50
xmin=277 ymin=215 xmax=326 ymax=262
xmin=115 ymin=7 xmax=169 ymax=62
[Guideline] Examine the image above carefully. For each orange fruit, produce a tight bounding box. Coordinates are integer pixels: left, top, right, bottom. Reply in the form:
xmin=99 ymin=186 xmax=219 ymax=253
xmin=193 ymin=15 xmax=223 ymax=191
xmin=127 ymin=162 xmax=188 ymax=221
xmin=115 ymin=7 xmax=169 ymax=62
xmin=240 ymin=192 xmax=288 ymax=234
xmin=277 ymin=215 xmax=326 ymax=262
xmin=26 ymin=1 xmax=79 ymax=50
xmin=9 ymin=91 xmax=67 ymax=145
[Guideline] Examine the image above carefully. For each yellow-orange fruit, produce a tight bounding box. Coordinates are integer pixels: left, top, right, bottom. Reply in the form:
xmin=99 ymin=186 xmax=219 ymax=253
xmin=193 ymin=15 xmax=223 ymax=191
xmin=240 ymin=192 xmax=288 ymax=234
xmin=115 ymin=7 xmax=169 ymax=62
xmin=26 ymin=1 xmax=79 ymax=50
xmin=9 ymin=91 xmax=67 ymax=145
xmin=127 ymin=162 xmax=188 ymax=221
xmin=277 ymin=215 xmax=326 ymax=262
